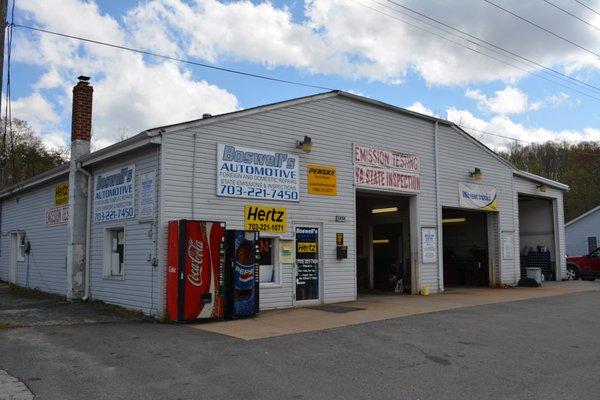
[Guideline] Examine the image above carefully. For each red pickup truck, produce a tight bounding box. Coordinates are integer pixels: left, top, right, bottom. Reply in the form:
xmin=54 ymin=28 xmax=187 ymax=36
xmin=566 ymin=247 xmax=600 ymax=281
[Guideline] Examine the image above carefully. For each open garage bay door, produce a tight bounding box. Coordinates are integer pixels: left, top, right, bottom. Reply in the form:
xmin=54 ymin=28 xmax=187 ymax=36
xmin=518 ymin=195 xmax=557 ymax=281
xmin=442 ymin=209 xmax=490 ymax=287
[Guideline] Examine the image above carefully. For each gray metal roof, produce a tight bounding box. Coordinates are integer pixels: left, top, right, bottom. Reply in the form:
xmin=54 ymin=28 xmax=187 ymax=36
xmin=0 ymin=163 xmax=69 ymax=199
xmin=0 ymin=90 xmax=568 ymax=197
xmin=565 ymin=204 xmax=600 ymax=226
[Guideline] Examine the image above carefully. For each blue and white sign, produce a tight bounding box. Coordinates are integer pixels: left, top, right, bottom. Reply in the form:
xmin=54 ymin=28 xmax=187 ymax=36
xmin=138 ymin=170 xmax=155 ymax=221
xmin=458 ymin=182 xmax=498 ymax=211
xmin=94 ymin=165 xmax=135 ymax=223
xmin=217 ymin=144 xmax=299 ymax=202
xmin=421 ymin=227 xmax=437 ymax=264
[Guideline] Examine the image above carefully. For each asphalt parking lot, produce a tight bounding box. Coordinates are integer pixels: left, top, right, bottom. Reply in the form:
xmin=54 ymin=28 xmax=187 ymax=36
xmin=0 ymin=283 xmax=144 ymax=327
xmin=1 ymin=284 xmax=599 ymax=400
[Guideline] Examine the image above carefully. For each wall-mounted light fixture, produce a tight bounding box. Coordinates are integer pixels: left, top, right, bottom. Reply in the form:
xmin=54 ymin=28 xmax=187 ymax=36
xmin=297 ymin=135 xmax=313 ymax=153
xmin=469 ymin=168 xmax=483 ymax=180
xmin=442 ymin=217 xmax=466 ymax=224
xmin=536 ymin=184 xmax=548 ymax=192
xmin=371 ymin=207 xmax=398 ymax=214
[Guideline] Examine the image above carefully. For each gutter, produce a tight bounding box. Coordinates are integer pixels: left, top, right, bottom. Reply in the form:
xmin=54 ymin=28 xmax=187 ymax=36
xmin=512 ymin=169 xmax=570 ymax=191
xmin=76 ymin=162 xmax=92 ymax=301
xmin=434 ymin=121 xmax=444 ymax=293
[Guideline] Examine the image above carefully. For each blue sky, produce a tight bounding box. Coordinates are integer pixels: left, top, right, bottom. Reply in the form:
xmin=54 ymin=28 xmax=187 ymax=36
xmin=8 ymin=0 xmax=600 ymax=150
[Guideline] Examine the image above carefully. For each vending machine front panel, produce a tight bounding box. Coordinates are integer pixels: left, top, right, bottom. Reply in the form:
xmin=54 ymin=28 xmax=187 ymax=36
xmin=166 ymin=220 xmax=226 ymax=322
xmin=225 ymin=230 xmax=259 ymax=318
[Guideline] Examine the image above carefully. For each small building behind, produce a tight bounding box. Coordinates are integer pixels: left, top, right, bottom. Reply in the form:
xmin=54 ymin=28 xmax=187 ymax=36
xmin=566 ymin=205 xmax=600 ymax=256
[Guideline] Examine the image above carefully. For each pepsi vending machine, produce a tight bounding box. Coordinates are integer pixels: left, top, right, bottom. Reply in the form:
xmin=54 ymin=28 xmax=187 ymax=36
xmin=166 ymin=220 xmax=226 ymax=322
xmin=224 ymin=230 xmax=260 ymax=319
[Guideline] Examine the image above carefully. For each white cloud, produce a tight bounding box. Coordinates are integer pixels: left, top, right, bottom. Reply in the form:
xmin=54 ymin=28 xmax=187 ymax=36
xmin=465 ymin=86 xmax=541 ymax=115
xmin=446 ymin=107 xmax=600 ymax=151
xmin=120 ymin=0 xmax=600 ymax=86
xmin=11 ymin=0 xmax=600 ymax=150
xmin=406 ymin=101 xmax=436 ymax=117
xmin=11 ymin=92 xmax=60 ymax=130
xmin=14 ymin=0 xmax=239 ymax=149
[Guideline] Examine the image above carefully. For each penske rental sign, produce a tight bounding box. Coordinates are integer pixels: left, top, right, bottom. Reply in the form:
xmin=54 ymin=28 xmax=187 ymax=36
xmin=353 ymin=144 xmax=421 ymax=194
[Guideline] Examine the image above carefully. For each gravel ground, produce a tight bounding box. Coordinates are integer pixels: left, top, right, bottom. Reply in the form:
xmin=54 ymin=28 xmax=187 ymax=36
xmin=0 ymin=282 xmax=144 ymax=327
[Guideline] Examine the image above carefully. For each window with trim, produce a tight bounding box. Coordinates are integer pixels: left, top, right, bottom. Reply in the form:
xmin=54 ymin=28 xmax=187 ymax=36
xmin=105 ymin=228 xmax=125 ymax=277
xmin=258 ymin=237 xmax=280 ymax=285
xmin=588 ymin=236 xmax=598 ymax=255
xmin=16 ymin=232 xmax=25 ymax=262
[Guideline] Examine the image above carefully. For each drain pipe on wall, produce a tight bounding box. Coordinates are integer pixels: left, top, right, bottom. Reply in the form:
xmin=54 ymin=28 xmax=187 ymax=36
xmin=76 ymin=162 xmax=92 ymax=301
xmin=434 ymin=121 xmax=444 ymax=293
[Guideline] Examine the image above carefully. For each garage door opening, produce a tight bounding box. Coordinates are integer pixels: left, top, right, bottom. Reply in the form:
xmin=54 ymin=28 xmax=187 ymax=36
xmin=518 ymin=195 xmax=557 ymax=281
xmin=442 ymin=208 xmax=489 ymax=287
xmin=356 ymin=192 xmax=412 ymax=294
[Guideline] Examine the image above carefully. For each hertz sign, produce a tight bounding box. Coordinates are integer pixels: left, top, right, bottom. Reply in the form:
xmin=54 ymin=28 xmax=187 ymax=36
xmin=244 ymin=204 xmax=287 ymax=233
xmin=55 ymin=182 xmax=69 ymax=206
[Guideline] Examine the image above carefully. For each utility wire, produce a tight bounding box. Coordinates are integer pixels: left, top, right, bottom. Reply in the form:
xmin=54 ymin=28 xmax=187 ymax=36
xmin=382 ymin=0 xmax=600 ymax=96
xmin=541 ymin=0 xmax=600 ymax=32
xmin=483 ymin=0 xmax=600 ymax=59
xmin=11 ymin=7 xmax=600 ymax=154
xmin=456 ymin=124 xmax=600 ymax=156
xmin=12 ymin=23 xmax=335 ymax=92
xmin=353 ymin=0 xmax=600 ymax=102
xmin=572 ymin=0 xmax=600 ymax=17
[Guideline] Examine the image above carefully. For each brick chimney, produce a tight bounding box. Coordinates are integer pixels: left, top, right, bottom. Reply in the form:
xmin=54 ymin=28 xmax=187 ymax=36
xmin=71 ymin=76 xmax=93 ymax=142
xmin=66 ymin=76 xmax=93 ymax=300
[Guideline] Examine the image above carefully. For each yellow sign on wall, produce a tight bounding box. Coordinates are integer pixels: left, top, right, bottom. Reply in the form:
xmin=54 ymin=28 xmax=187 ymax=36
xmin=307 ymin=164 xmax=337 ymax=196
xmin=55 ymin=182 xmax=69 ymax=206
xmin=244 ymin=204 xmax=287 ymax=233
xmin=297 ymin=242 xmax=317 ymax=253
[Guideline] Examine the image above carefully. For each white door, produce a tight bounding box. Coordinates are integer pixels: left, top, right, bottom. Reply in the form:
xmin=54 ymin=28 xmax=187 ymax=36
xmin=293 ymin=224 xmax=323 ymax=306
xmin=9 ymin=233 xmax=18 ymax=283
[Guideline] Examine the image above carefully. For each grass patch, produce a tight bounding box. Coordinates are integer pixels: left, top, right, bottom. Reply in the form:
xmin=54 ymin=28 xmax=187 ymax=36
xmin=0 ymin=322 xmax=20 ymax=329
xmin=8 ymin=284 xmax=48 ymax=298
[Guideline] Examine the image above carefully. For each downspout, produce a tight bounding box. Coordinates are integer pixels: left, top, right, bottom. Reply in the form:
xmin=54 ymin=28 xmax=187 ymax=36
xmin=77 ymin=162 xmax=92 ymax=301
xmin=434 ymin=121 xmax=444 ymax=293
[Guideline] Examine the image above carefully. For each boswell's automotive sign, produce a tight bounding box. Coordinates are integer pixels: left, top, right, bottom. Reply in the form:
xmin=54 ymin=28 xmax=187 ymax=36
xmin=93 ymin=165 xmax=135 ymax=223
xmin=353 ymin=144 xmax=421 ymax=193
xmin=217 ymin=144 xmax=299 ymax=202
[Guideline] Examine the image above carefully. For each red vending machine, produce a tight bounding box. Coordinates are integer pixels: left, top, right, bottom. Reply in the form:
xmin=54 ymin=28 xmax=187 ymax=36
xmin=166 ymin=220 xmax=226 ymax=322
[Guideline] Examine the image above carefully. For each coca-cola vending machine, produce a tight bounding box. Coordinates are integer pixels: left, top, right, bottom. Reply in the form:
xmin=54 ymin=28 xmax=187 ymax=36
xmin=224 ymin=230 xmax=260 ymax=319
xmin=166 ymin=220 xmax=226 ymax=322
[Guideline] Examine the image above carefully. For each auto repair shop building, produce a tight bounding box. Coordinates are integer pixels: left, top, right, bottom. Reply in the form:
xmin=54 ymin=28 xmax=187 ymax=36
xmin=0 ymin=77 xmax=569 ymax=316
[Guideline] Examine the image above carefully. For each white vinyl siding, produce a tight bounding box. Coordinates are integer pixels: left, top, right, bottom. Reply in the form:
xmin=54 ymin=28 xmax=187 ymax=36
xmin=0 ymin=178 xmax=69 ymax=295
xmin=513 ymin=176 xmax=567 ymax=281
xmin=161 ymin=96 xmax=453 ymax=306
xmin=88 ymin=147 xmax=161 ymax=314
xmin=436 ymin=125 xmax=517 ymax=286
xmin=566 ymin=209 xmax=600 ymax=257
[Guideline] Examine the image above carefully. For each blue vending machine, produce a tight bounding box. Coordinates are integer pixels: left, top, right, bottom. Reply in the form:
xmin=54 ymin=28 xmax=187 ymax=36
xmin=224 ymin=230 xmax=259 ymax=318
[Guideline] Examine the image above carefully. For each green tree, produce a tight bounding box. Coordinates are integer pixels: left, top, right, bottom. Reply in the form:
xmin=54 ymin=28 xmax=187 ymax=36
xmin=0 ymin=118 xmax=68 ymax=188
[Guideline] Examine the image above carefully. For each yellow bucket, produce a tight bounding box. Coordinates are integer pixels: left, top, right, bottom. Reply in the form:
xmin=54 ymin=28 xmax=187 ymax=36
xmin=420 ymin=285 xmax=430 ymax=296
